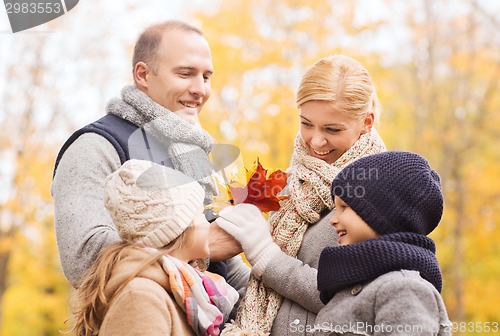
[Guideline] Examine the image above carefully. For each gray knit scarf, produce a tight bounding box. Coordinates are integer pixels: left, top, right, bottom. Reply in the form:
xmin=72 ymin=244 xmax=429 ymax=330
xmin=106 ymin=85 xmax=217 ymax=201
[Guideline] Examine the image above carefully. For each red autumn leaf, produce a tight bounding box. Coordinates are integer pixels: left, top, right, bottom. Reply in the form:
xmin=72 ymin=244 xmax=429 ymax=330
xmin=229 ymin=159 xmax=290 ymax=212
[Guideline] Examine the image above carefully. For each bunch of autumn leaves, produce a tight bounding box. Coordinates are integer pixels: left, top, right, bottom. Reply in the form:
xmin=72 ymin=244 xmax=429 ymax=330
xmin=210 ymin=159 xmax=290 ymax=214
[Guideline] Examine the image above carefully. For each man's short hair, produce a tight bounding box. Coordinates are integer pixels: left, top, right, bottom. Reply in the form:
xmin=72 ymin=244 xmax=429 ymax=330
xmin=132 ymin=20 xmax=203 ymax=75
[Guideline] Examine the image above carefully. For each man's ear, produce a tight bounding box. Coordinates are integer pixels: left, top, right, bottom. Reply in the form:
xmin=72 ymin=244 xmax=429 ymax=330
xmin=134 ymin=61 xmax=150 ymax=90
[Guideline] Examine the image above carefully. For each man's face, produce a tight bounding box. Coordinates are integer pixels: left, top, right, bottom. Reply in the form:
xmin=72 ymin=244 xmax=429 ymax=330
xmin=142 ymin=29 xmax=213 ymax=124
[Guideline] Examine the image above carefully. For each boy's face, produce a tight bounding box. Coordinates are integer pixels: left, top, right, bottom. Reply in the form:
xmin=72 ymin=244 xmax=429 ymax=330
xmin=330 ymin=196 xmax=379 ymax=245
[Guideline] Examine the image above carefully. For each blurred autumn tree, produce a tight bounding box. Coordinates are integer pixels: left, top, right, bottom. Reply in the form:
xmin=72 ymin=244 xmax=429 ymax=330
xmin=196 ymin=0 xmax=383 ymax=170
xmin=0 ymin=35 xmax=72 ymax=334
xmin=0 ymin=1 xmax=138 ymax=334
xmin=377 ymin=0 xmax=500 ymax=332
xmin=1 ymin=0 xmax=499 ymax=335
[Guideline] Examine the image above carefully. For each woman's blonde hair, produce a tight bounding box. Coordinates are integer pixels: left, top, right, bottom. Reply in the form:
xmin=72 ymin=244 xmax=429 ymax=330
xmin=296 ymin=55 xmax=380 ymax=122
xmin=69 ymin=226 xmax=196 ymax=336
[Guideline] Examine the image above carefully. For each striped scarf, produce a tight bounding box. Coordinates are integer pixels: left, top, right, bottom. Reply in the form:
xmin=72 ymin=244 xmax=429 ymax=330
xmin=224 ymin=129 xmax=386 ymax=335
xmin=159 ymin=254 xmax=239 ymax=335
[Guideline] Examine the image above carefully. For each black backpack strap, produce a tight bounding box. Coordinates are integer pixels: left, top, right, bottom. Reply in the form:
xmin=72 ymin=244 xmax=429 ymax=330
xmin=53 ymin=115 xmax=137 ymax=178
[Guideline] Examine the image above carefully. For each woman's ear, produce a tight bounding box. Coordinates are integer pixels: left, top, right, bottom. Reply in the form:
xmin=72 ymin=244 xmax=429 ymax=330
xmin=361 ymin=111 xmax=375 ymax=134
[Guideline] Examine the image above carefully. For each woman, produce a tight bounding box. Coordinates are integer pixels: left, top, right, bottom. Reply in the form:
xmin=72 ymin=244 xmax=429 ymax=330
xmin=216 ymin=55 xmax=386 ymax=335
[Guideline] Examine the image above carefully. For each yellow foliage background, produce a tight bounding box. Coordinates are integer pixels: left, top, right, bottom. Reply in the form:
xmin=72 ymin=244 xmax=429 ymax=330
xmin=1 ymin=0 xmax=499 ymax=335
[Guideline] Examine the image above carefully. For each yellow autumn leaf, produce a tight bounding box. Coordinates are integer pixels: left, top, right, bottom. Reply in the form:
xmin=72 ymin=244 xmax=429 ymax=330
xmin=245 ymin=160 xmax=258 ymax=183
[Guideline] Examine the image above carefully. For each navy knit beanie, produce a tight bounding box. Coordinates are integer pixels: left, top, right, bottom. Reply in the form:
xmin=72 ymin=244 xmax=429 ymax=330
xmin=331 ymin=151 xmax=443 ymax=235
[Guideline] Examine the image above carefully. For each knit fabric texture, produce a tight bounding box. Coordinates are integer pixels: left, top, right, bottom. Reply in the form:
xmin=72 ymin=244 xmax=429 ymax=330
xmin=104 ymin=159 xmax=205 ymax=248
xmin=331 ymin=151 xmax=443 ymax=236
xmin=106 ymin=85 xmax=217 ymax=202
xmin=317 ymin=232 xmax=443 ymax=303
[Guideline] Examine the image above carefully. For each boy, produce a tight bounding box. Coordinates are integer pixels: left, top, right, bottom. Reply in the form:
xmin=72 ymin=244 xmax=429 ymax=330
xmin=315 ymin=151 xmax=452 ymax=335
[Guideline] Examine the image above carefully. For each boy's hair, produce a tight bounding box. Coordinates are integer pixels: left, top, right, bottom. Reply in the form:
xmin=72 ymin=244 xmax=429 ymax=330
xmin=331 ymin=151 xmax=443 ymax=236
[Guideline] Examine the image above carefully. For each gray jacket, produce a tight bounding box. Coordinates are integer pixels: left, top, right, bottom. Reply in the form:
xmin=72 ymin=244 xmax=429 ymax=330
xmin=51 ymin=133 xmax=250 ymax=292
xmin=313 ymin=270 xmax=451 ymax=335
xmin=260 ymin=210 xmax=337 ymax=335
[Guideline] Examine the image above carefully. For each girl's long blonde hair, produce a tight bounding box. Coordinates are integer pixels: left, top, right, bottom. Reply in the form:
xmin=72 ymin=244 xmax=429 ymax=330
xmin=69 ymin=226 xmax=195 ymax=336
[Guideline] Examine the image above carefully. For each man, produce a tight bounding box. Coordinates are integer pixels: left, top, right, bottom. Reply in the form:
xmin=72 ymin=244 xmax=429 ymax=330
xmin=51 ymin=21 xmax=248 ymax=293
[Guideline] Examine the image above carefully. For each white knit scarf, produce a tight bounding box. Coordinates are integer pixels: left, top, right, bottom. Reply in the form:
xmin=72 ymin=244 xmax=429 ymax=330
xmin=223 ymin=129 xmax=386 ymax=335
xmin=106 ymin=85 xmax=217 ymax=200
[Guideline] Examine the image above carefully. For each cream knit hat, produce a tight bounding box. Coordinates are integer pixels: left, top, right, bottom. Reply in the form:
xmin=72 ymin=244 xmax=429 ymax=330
xmin=104 ymin=159 xmax=205 ymax=248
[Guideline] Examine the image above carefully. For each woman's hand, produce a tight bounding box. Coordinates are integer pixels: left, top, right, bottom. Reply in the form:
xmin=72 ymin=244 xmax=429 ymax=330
xmin=216 ymin=204 xmax=280 ymax=271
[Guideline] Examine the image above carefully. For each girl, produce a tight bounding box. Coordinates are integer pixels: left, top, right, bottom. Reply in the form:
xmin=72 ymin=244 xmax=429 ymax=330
xmin=70 ymin=159 xmax=239 ymax=336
